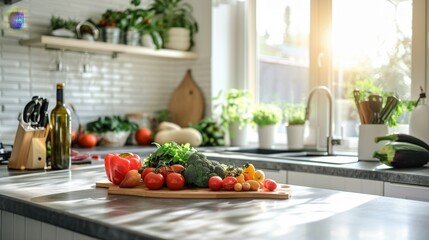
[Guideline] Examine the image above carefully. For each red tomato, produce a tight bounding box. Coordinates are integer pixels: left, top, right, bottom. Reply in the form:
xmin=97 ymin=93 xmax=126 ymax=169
xmin=208 ymin=176 xmax=223 ymax=191
xmin=78 ymin=133 xmax=97 ymax=148
xmin=144 ymin=172 xmax=164 ymax=190
xmin=263 ymin=179 xmax=278 ymax=191
xmin=159 ymin=166 xmax=172 ymax=179
xmin=222 ymin=177 xmax=238 ymax=191
xmin=135 ymin=128 xmax=152 ymax=145
xmin=171 ymin=164 xmax=185 ymax=174
xmin=166 ymin=173 xmax=185 ymax=190
xmin=141 ymin=167 xmax=155 ymax=181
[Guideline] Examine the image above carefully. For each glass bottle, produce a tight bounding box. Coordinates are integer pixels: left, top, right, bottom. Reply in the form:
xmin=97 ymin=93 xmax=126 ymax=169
xmin=50 ymin=83 xmax=71 ymax=170
xmin=409 ymin=87 xmax=429 ymax=144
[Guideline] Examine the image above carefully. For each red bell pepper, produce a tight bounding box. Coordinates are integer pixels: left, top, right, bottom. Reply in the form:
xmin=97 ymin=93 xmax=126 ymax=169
xmin=104 ymin=153 xmax=117 ymax=182
xmin=107 ymin=153 xmax=142 ymax=185
xmin=126 ymin=154 xmax=142 ymax=170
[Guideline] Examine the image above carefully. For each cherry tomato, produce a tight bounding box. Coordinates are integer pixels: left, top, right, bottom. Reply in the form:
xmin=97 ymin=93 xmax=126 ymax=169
xmin=222 ymin=177 xmax=238 ymax=191
xmin=166 ymin=173 xmax=185 ymax=190
xmin=171 ymin=164 xmax=185 ymax=174
xmin=208 ymin=176 xmax=223 ymax=191
xmin=144 ymin=172 xmax=164 ymax=190
xmin=141 ymin=167 xmax=155 ymax=181
xmin=263 ymin=179 xmax=278 ymax=191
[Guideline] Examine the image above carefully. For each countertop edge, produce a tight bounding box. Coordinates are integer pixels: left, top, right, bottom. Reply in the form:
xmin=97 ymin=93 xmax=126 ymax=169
xmin=0 ymin=191 xmax=160 ymax=240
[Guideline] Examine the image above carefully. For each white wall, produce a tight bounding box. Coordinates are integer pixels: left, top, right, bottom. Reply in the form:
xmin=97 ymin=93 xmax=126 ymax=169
xmin=0 ymin=0 xmax=211 ymax=144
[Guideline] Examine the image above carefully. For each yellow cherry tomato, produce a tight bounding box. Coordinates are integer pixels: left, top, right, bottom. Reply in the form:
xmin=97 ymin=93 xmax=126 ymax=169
xmin=236 ymin=174 xmax=245 ymax=183
xmin=254 ymin=170 xmax=265 ymax=182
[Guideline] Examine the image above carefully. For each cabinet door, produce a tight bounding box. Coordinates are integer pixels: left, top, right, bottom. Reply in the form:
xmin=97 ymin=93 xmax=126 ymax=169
xmin=384 ymin=182 xmax=429 ymax=202
xmin=259 ymin=169 xmax=287 ymax=184
xmin=288 ymin=171 xmax=384 ymax=195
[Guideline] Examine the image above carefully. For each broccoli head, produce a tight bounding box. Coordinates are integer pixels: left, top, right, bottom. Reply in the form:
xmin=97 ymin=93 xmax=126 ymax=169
xmin=184 ymin=152 xmax=226 ymax=187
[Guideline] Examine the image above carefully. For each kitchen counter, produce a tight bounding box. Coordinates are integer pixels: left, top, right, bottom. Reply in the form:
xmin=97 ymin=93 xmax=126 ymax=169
xmin=1 ymin=163 xmax=429 ymax=240
xmin=75 ymin=146 xmax=429 ymax=187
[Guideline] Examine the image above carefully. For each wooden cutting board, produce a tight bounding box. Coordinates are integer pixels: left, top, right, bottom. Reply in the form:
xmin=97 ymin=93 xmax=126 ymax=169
xmin=168 ymin=69 xmax=205 ymax=127
xmin=96 ymin=180 xmax=292 ymax=200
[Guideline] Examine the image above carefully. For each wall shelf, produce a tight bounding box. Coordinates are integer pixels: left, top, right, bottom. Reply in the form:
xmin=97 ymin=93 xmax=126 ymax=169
xmin=19 ymin=35 xmax=199 ymax=59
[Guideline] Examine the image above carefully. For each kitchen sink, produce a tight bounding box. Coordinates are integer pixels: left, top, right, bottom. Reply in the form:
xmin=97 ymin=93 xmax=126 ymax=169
xmin=225 ymin=148 xmax=312 ymax=155
xmin=218 ymin=147 xmax=358 ymax=164
xmin=283 ymin=155 xmax=358 ymax=164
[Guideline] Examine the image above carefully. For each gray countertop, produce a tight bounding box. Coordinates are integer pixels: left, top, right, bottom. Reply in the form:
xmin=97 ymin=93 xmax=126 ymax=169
xmin=1 ymin=163 xmax=429 ymax=240
xmin=3 ymin=145 xmax=428 ymax=186
xmin=78 ymin=145 xmax=429 ymax=186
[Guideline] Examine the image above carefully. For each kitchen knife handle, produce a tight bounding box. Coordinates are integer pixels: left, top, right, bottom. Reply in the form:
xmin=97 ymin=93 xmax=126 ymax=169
xmin=39 ymin=98 xmax=50 ymax=128
xmin=22 ymin=101 xmax=36 ymax=123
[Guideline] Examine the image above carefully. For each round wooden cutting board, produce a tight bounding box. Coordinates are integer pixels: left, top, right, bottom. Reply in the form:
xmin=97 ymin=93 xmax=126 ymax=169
xmin=168 ymin=69 xmax=205 ymax=127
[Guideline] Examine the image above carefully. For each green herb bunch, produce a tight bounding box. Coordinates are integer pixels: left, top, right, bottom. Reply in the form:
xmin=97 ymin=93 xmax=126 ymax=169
xmin=144 ymin=142 xmax=198 ymax=167
xmin=50 ymin=16 xmax=79 ymax=31
xmin=284 ymin=103 xmax=306 ymax=125
xmin=86 ymin=116 xmax=139 ymax=133
xmin=252 ymin=103 xmax=283 ymax=126
xmin=217 ymin=89 xmax=254 ymax=129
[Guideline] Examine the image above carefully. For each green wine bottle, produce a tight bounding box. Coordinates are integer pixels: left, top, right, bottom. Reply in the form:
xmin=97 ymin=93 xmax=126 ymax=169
xmin=50 ymin=83 xmax=71 ymax=170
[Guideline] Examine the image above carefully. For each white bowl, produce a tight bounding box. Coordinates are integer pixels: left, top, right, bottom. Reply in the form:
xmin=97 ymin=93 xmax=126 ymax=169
xmin=96 ymin=131 xmax=130 ymax=147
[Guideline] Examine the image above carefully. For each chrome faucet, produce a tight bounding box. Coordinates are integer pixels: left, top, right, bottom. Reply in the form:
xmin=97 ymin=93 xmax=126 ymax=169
xmin=305 ymin=86 xmax=339 ymax=155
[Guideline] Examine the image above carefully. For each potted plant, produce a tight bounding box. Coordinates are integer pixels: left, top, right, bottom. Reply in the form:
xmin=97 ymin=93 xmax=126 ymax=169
xmin=149 ymin=0 xmax=199 ymax=51
xmin=50 ymin=16 xmax=79 ymax=38
xmin=97 ymin=9 xmax=124 ymax=44
xmin=284 ymin=103 xmax=306 ymax=149
xmin=217 ymin=89 xmax=254 ymax=146
xmin=86 ymin=116 xmax=139 ymax=147
xmin=252 ymin=103 xmax=283 ymax=148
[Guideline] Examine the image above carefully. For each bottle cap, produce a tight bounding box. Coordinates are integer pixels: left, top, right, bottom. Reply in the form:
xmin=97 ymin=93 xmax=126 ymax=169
xmin=57 ymin=83 xmax=65 ymax=89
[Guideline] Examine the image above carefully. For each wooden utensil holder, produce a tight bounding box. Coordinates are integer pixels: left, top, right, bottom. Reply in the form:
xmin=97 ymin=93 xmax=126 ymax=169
xmin=8 ymin=123 xmax=50 ymax=170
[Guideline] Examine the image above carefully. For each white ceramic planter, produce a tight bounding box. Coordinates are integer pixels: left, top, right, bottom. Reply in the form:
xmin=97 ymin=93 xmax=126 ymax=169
xmin=141 ymin=32 xmax=162 ymax=49
xmin=164 ymin=27 xmax=190 ymax=51
xmin=287 ymin=124 xmax=305 ymax=149
xmin=258 ymin=124 xmax=276 ymax=149
xmin=358 ymin=124 xmax=388 ymax=161
xmin=229 ymin=123 xmax=249 ymax=146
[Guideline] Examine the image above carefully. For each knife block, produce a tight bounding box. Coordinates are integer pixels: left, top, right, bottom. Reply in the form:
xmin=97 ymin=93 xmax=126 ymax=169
xmin=8 ymin=123 xmax=50 ymax=170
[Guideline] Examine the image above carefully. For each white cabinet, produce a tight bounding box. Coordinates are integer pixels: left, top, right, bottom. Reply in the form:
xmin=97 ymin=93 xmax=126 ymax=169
xmin=384 ymin=182 xmax=429 ymax=202
xmin=287 ymin=171 xmax=384 ymax=195
xmin=0 ymin=210 xmax=97 ymax=240
xmin=260 ymin=169 xmax=287 ymax=183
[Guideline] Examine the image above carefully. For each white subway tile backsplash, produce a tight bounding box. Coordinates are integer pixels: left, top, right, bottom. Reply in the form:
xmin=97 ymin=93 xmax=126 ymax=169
xmin=0 ymin=82 xmax=19 ymax=90
xmin=0 ymin=0 xmax=211 ymax=144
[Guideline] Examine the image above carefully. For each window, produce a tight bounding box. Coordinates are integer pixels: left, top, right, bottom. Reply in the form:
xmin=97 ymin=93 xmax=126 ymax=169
xmin=250 ymin=0 xmax=425 ymax=148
